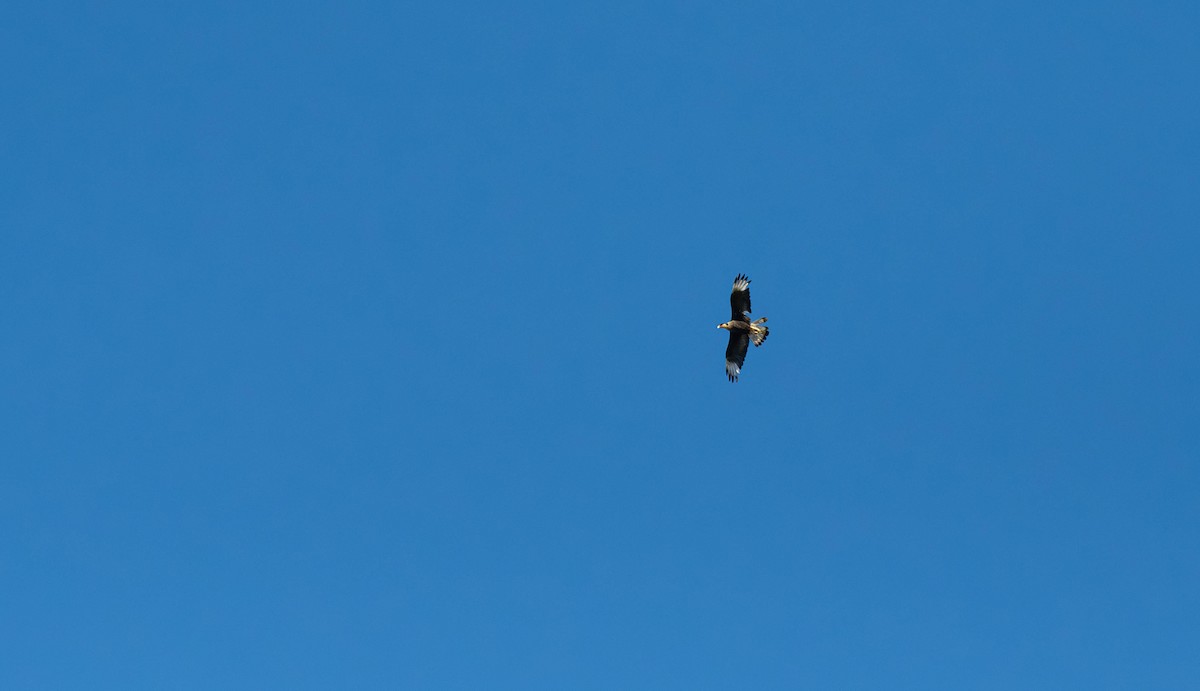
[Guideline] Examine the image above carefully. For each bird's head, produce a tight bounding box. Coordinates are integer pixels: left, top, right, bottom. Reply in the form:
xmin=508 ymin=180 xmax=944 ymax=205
xmin=716 ymin=322 xmax=730 ymax=330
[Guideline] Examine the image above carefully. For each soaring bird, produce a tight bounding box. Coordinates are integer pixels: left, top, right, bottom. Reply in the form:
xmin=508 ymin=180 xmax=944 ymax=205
xmin=717 ymin=274 xmax=769 ymax=382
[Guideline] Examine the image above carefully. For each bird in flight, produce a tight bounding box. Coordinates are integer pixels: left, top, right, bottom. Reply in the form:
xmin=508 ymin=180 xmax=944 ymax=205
xmin=717 ymin=274 xmax=769 ymax=382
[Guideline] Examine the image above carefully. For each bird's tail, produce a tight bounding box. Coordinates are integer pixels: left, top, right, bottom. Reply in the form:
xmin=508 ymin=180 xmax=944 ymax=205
xmin=750 ymin=320 xmax=769 ymax=346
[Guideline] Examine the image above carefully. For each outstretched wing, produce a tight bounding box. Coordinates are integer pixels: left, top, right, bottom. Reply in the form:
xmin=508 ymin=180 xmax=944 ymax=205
xmin=725 ymin=330 xmax=749 ymax=382
xmin=730 ymin=273 xmax=752 ymax=320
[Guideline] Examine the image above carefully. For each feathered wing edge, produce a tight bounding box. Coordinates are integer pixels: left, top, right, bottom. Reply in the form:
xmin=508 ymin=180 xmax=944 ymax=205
xmin=725 ymin=331 xmax=749 ymax=382
xmin=730 ymin=273 xmax=752 ymax=319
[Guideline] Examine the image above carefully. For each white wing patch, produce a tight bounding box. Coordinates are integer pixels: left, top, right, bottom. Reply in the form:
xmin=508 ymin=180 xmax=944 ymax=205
xmin=725 ymin=359 xmax=741 ymax=381
xmin=732 ymin=276 xmax=750 ymax=293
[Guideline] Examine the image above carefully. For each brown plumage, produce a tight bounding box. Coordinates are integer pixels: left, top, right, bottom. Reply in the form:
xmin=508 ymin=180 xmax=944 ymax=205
xmin=716 ymin=274 xmax=769 ymax=382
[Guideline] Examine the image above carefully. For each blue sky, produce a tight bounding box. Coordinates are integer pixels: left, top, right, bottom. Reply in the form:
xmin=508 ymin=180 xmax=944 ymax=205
xmin=3 ymin=1 xmax=1198 ymax=688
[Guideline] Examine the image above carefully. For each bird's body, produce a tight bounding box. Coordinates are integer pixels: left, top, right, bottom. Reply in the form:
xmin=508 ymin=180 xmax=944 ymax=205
xmin=717 ymin=274 xmax=769 ymax=382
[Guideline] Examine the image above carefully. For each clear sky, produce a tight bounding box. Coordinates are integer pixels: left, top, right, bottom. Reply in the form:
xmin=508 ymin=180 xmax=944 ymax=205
xmin=3 ymin=1 xmax=1198 ymax=688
